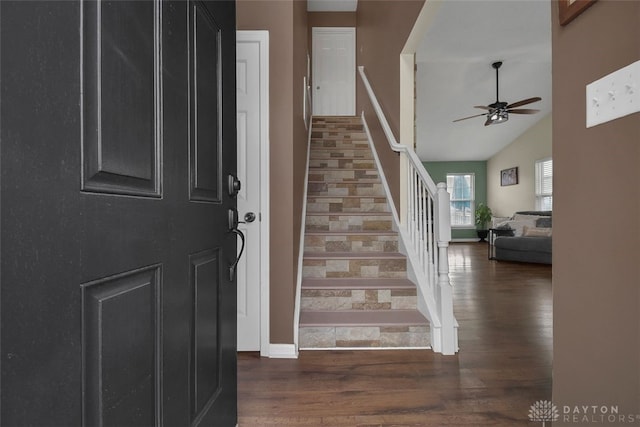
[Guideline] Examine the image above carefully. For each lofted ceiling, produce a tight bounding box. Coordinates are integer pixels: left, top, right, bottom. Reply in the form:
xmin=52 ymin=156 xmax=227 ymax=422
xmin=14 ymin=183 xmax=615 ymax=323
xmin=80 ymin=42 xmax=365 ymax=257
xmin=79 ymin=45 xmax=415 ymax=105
xmin=304 ymin=0 xmax=551 ymax=161
xmin=415 ymin=0 xmax=552 ymax=162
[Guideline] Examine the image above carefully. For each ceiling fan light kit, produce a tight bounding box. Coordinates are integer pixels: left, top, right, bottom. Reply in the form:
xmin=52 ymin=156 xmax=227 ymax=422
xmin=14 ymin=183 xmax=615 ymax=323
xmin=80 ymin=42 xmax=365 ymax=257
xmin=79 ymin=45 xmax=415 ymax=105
xmin=487 ymin=110 xmax=508 ymax=126
xmin=454 ymin=61 xmax=541 ymax=126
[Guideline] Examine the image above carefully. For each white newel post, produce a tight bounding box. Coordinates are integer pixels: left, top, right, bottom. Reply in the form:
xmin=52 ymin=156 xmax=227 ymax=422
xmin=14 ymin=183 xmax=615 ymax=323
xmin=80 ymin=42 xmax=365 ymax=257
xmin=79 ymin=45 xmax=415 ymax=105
xmin=436 ymin=183 xmax=456 ymax=355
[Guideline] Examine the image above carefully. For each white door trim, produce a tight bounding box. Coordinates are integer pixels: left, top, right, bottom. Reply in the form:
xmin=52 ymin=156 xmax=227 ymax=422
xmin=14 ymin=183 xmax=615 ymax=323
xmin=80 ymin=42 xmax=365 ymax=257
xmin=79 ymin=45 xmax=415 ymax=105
xmin=236 ymin=30 xmax=270 ymax=357
xmin=312 ymin=27 xmax=356 ymax=116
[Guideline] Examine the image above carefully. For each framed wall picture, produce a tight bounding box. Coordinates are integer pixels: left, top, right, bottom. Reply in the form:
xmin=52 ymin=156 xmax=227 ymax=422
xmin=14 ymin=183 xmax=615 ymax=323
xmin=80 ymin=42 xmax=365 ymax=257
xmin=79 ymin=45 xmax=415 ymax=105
xmin=501 ymin=167 xmax=519 ymax=186
xmin=559 ymin=0 xmax=597 ymax=26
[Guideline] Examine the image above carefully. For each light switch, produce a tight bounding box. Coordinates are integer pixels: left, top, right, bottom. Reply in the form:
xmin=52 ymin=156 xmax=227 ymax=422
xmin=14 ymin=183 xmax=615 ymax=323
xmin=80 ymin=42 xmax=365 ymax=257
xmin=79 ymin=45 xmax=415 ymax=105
xmin=586 ymin=60 xmax=640 ymax=128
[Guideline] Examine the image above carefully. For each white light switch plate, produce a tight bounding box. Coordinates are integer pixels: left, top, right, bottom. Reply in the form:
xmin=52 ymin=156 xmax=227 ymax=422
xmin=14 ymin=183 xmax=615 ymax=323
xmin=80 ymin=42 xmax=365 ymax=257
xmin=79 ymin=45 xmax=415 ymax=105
xmin=586 ymin=60 xmax=640 ymax=128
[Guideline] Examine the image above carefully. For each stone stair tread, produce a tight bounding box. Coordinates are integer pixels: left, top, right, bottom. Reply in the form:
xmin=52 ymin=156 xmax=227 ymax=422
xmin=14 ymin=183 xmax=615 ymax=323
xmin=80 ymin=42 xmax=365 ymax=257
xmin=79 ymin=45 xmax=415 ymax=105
xmin=299 ymin=309 xmax=427 ymax=327
xmin=302 ymin=277 xmax=416 ymax=290
xmin=306 ymin=211 xmax=391 ymax=216
xmin=304 ymin=230 xmax=396 ymax=236
xmin=307 ymin=179 xmax=382 ymax=183
xmin=309 ymin=156 xmax=373 ymax=160
xmin=313 ymin=115 xmax=359 ymax=118
xmin=309 ymin=178 xmax=380 ymax=184
xmin=304 ymin=251 xmax=405 ymax=259
xmin=308 ymin=195 xmax=385 ymax=199
xmin=309 ymin=152 xmax=370 ymax=155
xmin=311 ymin=134 xmax=367 ymax=137
xmin=308 ymin=166 xmax=377 ymax=170
xmin=309 ymin=155 xmax=371 ymax=158
xmin=309 ymin=167 xmax=378 ymax=171
xmin=307 ymin=180 xmax=381 ymax=183
xmin=310 ymin=148 xmax=370 ymax=151
xmin=305 ymin=211 xmax=392 ymax=216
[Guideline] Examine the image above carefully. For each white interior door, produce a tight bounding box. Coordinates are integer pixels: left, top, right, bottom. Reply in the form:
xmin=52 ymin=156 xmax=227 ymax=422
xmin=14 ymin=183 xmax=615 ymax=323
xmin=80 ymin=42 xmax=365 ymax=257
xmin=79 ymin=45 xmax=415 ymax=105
xmin=236 ymin=31 xmax=269 ymax=354
xmin=312 ymin=27 xmax=355 ymax=116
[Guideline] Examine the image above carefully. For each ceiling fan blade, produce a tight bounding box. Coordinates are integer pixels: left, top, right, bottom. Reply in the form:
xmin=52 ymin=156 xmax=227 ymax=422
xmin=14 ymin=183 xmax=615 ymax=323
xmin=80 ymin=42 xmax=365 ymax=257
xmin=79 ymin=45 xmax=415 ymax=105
xmin=484 ymin=117 xmax=494 ymax=126
xmin=507 ymin=97 xmax=541 ymax=109
xmin=453 ymin=113 xmax=488 ymax=123
xmin=473 ymin=105 xmax=492 ymax=111
xmin=508 ymin=108 xmax=540 ymax=114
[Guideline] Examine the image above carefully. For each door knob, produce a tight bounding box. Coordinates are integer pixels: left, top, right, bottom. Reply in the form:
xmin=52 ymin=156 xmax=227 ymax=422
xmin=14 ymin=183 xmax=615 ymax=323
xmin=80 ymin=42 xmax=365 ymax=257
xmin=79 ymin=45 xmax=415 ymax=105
xmin=244 ymin=212 xmax=256 ymax=223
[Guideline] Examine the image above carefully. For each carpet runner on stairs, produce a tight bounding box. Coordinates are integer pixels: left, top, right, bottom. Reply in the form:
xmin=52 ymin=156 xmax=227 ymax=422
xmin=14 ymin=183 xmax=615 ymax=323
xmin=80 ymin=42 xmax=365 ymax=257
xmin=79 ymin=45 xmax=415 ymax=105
xmin=299 ymin=116 xmax=430 ymax=349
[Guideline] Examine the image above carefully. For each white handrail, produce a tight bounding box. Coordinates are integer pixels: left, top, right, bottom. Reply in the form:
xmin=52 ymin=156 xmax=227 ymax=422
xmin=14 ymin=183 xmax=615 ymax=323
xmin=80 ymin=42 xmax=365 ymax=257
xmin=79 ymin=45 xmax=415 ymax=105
xmin=357 ymin=66 xmax=438 ymax=193
xmin=358 ymin=65 xmax=457 ymax=355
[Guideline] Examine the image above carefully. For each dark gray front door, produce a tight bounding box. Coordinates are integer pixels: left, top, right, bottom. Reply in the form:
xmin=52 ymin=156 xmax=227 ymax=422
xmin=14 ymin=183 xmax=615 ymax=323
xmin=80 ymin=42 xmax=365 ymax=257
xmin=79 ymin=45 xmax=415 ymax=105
xmin=0 ymin=1 xmax=237 ymax=425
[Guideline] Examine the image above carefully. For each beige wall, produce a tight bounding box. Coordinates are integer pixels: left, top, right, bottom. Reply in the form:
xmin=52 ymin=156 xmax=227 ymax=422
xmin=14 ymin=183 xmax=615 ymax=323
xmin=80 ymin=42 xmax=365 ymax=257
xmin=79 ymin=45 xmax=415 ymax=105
xmin=356 ymin=0 xmax=425 ymax=208
xmin=552 ymin=0 xmax=640 ymax=422
xmin=237 ymin=0 xmax=308 ymax=344
xmin=308 ymin=12 xmax=357 ymax=61
xmin=292 ymin=0 xmax=309 ymax=330
xmin=308 ymin=11 xmax=356 ymax=28
xmin=487 ymin=114 xmax=552 ymax=217
xmin=307 ymin=12 xmax=357 ymax=85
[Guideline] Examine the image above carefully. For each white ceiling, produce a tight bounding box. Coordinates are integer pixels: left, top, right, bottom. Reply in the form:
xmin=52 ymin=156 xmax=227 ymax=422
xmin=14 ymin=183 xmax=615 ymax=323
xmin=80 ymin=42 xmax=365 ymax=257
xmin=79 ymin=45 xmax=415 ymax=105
xmin=304 ymin=0 xmax=551 ymax=161
xmin=415 ymin=0 xmax=552 ymax=161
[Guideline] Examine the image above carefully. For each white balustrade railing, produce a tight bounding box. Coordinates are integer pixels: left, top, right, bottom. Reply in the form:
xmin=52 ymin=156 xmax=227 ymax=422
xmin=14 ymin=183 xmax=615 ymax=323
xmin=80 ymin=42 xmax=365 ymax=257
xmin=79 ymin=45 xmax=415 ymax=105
xmin=358 ymin=66 xmax=458 ymax=355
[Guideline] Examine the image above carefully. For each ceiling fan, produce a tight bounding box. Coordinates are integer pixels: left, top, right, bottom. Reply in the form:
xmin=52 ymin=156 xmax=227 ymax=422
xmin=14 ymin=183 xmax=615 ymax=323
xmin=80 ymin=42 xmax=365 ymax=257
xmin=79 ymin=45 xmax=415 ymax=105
xmin=453 ymin=61 xmax=541 ymax=126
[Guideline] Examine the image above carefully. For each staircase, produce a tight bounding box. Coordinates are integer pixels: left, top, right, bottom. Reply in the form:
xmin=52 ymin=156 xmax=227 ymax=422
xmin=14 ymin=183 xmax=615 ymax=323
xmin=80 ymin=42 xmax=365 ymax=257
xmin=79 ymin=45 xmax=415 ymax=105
xmin=298 ymin=116 xmax=430 ymax=349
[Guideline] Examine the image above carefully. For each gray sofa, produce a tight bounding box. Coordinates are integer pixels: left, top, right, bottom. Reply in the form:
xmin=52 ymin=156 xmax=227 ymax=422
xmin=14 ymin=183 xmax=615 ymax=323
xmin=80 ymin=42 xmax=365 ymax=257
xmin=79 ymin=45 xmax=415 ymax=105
xmin=493 ymin=211 xmax=552 ymax=265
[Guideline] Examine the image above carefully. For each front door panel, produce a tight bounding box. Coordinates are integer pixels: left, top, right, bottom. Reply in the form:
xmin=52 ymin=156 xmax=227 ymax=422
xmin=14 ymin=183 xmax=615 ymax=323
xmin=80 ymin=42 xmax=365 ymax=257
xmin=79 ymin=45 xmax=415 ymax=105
xmin=0 ymin=1 xmax=237 ymax=426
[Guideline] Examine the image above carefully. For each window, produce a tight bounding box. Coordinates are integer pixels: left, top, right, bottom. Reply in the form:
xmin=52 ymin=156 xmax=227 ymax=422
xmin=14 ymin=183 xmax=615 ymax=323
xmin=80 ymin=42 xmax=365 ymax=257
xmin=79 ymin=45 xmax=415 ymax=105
xmin=535 ymin=158 xmax=553 ymax=210
xmin=446 ymin=173 xmax=475 ymax=227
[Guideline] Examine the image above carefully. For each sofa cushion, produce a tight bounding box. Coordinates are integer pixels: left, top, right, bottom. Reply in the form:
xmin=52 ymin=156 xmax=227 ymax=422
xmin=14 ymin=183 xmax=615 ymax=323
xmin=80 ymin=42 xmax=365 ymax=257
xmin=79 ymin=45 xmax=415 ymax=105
xmin=515 ymin=210 xmax=552 ymax=216
xmin=523 ymin=226 xmax=552 ymax=237
xmin=495 ymin=219 xmax=537 ymax=237
xmin=494 ymin=236 xmax=552 ymax=253
xmin=513 ymin=213 xmax=545 ymax=222
xmin=536 ymin=217 xmax=552 ymax=228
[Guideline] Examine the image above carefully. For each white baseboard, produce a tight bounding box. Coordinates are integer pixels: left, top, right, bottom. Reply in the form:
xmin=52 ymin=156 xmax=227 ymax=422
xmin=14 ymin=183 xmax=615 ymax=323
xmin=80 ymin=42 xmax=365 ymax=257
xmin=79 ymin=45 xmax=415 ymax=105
xmin=451 ymin=238 xmax=482 ymax=243
xmin=300 ymin=346 xmax=431 ymax=351
xmin=269 ymin=344 xmax=298 ymax=359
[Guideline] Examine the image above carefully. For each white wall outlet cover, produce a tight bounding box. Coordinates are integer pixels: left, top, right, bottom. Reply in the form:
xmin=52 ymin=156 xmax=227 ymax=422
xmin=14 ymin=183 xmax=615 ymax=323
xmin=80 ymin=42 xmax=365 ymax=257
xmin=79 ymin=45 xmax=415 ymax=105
xmin=586 ymin=60 xmax=640 ymax=128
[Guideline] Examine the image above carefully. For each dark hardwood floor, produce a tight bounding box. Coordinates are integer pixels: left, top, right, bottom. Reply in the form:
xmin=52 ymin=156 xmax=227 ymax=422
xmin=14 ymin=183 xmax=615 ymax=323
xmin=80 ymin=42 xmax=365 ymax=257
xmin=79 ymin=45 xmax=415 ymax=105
xmin=238 ymin=242 xmax=552 ymax=426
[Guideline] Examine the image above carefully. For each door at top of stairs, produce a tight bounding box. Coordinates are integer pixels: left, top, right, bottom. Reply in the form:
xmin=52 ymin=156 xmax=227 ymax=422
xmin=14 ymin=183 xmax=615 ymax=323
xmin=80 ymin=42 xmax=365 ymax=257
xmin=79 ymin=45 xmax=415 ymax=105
xmin=312 ymin=28 xmax=355 ymax=116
